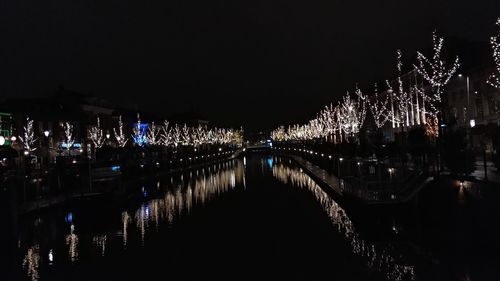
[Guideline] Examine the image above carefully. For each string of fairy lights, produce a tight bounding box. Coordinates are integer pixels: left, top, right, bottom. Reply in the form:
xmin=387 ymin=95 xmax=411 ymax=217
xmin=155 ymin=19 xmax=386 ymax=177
xmin=487 ymin=18 xmax=500 ymax=89
xmin=271 ymin=30 xmax=470 ymax=143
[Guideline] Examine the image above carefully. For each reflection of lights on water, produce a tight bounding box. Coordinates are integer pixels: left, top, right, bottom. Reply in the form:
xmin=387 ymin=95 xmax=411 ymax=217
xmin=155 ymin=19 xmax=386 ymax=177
xmin=92 ymin=235 xmax=107 ymax=256
xmin=122 ymin=212 xmax=131 ymax=247
xmin=48 ymin=249 xmax=54 ymax=264
xmin=23 ymin=245 xmax=40 ymax=281
xmin=272 ymin=160 xmax=415 ymax=281
xmin=267 ymin=157 xmax=273 ymax=168
xmin=65 ymin=212 xmax=73 ymax=223
xmin=65 ymin=224 xmax=79 ymax=262
xmin=125 ymin=160 xmax=244 ymax=246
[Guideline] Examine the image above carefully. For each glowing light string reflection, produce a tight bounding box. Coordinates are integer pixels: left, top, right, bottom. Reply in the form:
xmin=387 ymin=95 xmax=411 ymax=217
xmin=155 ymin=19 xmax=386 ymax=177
xmin=272 ymin=162 xmax=416 ymax=281
xmin=22 ymin=245 xmax=40 ymax=281
xmin=121 ymin=160 xmax=244 ymax=247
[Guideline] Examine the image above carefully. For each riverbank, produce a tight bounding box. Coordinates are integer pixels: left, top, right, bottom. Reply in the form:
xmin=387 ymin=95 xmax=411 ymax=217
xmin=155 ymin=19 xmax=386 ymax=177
xmin=271 ymin=148 xmax=432 ymax=205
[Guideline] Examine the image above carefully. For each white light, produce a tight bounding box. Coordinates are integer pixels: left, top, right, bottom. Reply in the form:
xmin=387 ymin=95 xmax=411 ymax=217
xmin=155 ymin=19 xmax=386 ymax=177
xmin=106 ymin=133 xmax=110 ymax=139
xmin=0 ymin=136 xmax=5 ymax=146
xmin=44 ymin=130 xmax=50 ymax=137
xmin=458 ymin=74 xmax=463 ymax=77
xmin=24 ymin=151 xmax=29 ymax=155
xmin=48 ymin=249 xmax=54 ymax=263
xmin=339 ymin=158 xmax=344 ymax=161
xmin=10 ymin=136 xmax=16 ymax=142
xmin=470 ymin=119 xmax=476 ymax=128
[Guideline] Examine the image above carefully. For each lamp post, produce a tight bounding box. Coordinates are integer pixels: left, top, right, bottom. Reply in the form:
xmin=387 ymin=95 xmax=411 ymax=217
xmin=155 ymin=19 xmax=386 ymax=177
xmin=459 ymin=74 xmax=478 ymax=181
xmin=458 ymin=74 xmax=471 ymax=126
xmin=43 ymin=130 xmax=50 ymax=165
xmin=338 ymin=157 xmax=343 ymax=187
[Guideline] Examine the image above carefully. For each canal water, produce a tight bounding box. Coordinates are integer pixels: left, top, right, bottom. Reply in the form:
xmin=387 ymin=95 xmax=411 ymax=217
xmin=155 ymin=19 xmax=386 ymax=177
xmin=3 ymin=153 xmax=500 ymax=280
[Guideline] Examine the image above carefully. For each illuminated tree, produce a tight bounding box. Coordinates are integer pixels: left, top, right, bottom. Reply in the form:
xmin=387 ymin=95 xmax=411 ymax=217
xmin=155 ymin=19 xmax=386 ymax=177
xmin=338 ymin=88 xmax=366 ymax=139
xmin=395 ymin=50 xmax=412 ymax=127
xmin=19 ymin=116 xmax=37 ymax=154
xmin=171 ymin=124 xmax=182 ymax=147
xmin=181 ymin=124 xmax=191 ymax=146
xmin=487 ymin=18 xmax=500 ymax=88
xmin=160 ymin=120 xmax=171 ymax=147
xmin=132 ymin=113 xmax=147 ymax=146
xmin=147 ymin=121 xmax=161 ymax=146
xmin=63 ymin=122 xmax=75 ymax=155
xmin=414 ymin=31 xmax=460 ymax=115
xmin=88 ymin=116 xmax=105 ymax=149
xmin=367 ymin=84 xmax=389 ymax=129
xmin=114 ymin=115 xmax=128 ymax=147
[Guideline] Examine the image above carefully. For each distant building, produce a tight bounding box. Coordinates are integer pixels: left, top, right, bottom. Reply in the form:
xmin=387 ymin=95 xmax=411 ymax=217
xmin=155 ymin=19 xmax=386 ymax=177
xmin=0 ymin=112 xmax=14 ymax=147
xmin=0 ymin=86 xmax=117 ymax=160
xmin=446 ymin=65 xmax=500 ymax=153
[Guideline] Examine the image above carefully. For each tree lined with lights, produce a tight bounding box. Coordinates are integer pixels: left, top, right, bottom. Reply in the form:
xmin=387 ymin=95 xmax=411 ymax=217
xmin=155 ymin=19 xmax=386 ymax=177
xmin=395 ymin=50 xmax=413 ymax=127
xmin=132 ymin=114 xmax=147 ymax=146
xmin=367 ymin=84 xmax=390 ymax=129
xmin=19 ymin=116 xmax=37 ymax=154
xmin=487 ymin=18 xmax=500 ymax=88
xmin=171 ymin=124 xmax=182 ymax=147
xmin=146 ymin=121 xmax=161 ymax=146
xmin=414 ymin=31 xmax=460 ymax=117
xmin=88 ymin=116 xmax=105 ymax=149
xmin=114 ymin=115 xmax=128 ymax=147
xmin=63 ymin=122 xmax=75 ymax=155
xmin=338 ymin=88 xmax=366 ymax=140
xmin=160 ymin=120 xmax=172 ymax=147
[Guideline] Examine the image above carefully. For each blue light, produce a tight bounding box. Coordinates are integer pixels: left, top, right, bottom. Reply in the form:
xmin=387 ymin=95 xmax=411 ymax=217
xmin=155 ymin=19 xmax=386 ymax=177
xmin=65 ymin=212 xmax=73 ymax=223
xmin=440 ymin=124 xmax=447 ymax=128
xmin=133 ymin=123 xmax=148 ymax=146
xmin=60 ymin=143 xmax=82 ymax=149
xmin=267 ymin=157 xmax=273 ymax=168
xmin=266 ymin=140 xmax=273 ymax=147
xmin=111 ymin=165 xmax=121 ymax=171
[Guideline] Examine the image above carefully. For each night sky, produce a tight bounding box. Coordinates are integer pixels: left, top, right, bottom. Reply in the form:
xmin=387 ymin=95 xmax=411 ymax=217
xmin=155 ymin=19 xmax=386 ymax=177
xmin=1 ymin=0 xmax=499 ymax=132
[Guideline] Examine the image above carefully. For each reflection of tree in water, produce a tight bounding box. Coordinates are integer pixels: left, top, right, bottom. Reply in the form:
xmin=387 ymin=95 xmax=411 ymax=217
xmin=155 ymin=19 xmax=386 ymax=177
xmin=92 ymin=234 xmax=107 ymax=256
xmin=272 ymin=161 xmax=416 ymax=281
xmin=22 ymin=244 xmax=40 ymax=281
xmin=65 ymin=224 xmax=79 ymax=263
xmin=122 ymin=161 xmax=244 ymax=247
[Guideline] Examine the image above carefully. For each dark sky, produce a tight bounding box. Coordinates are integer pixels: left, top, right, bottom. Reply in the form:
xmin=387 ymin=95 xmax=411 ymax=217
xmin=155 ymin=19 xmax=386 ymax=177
xmin=1 ymin=0 xmax=499 ymax=132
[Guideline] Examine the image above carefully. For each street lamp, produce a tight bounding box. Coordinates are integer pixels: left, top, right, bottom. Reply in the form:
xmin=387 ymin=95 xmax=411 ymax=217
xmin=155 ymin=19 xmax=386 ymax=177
xmin=458 ymin=74 xmax=471 ymax=126
xmin=43 ymin=130 xmax=51 ymax=167
xmin=338 ymin=157 xmax=344 ymax=187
